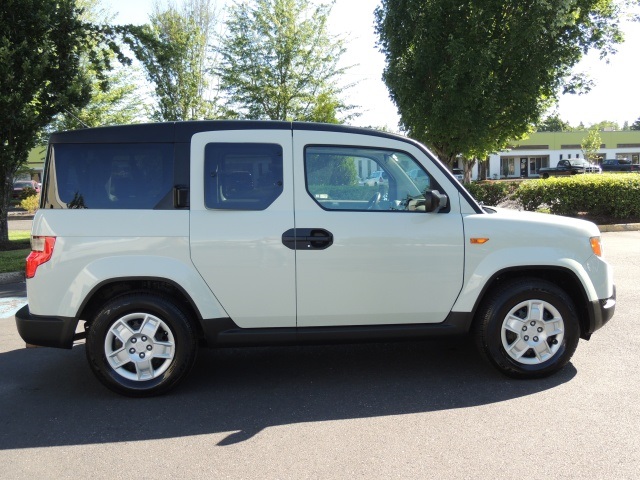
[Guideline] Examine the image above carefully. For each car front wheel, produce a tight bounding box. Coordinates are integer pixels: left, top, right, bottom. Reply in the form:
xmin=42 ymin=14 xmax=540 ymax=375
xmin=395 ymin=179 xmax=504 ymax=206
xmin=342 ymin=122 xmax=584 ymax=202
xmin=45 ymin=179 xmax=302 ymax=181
xmin=474 ymin=279 xmax=579 ymax=378
xmin=85 ymin=294 xmax=197 ymax=396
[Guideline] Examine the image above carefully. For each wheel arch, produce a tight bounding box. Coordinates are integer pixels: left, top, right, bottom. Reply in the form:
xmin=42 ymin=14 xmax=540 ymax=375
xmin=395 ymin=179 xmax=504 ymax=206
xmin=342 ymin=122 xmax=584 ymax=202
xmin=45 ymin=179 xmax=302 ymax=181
xmin=78 ymin=277 xmax=206 ymax=341
xmin=469 ymin=267 xmax=592 ymax=339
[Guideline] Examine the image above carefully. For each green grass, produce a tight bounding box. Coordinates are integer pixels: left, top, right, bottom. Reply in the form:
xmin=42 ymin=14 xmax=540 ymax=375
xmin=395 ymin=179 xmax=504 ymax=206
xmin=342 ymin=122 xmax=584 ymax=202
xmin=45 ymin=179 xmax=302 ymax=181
xmin=0 ymin=230 xmax=31 ymax=274
xmin=0 ymin=249 xmax=29 ymax=274
xmin=9 ymin=230 xmax=31 ymax=242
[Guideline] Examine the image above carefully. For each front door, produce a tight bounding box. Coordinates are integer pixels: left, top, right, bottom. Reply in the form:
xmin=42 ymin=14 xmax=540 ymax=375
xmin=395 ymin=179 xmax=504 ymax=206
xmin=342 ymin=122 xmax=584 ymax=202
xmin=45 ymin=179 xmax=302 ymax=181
xmin=189 ymin=130 xmax=296 ymax=328
xmin=292 ymin=130 xmax=465 ymax=327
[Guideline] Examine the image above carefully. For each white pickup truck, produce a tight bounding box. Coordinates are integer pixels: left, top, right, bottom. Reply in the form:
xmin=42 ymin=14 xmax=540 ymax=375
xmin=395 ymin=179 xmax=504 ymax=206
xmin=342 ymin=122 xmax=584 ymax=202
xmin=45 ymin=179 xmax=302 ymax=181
xmin=16 ymin=121 xmax=616 ymax=396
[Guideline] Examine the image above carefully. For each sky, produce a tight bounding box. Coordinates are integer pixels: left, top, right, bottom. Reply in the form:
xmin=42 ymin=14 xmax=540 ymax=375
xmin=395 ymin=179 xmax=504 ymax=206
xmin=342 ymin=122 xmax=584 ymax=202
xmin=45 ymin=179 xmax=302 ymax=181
xmin=105 ymin=0 xmax=640 ymax=130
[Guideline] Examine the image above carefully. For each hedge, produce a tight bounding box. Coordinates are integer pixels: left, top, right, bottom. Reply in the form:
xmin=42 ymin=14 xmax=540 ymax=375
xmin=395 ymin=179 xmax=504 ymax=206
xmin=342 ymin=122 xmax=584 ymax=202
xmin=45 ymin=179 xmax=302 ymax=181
xmin=467 ymin=174 xmax=640 ymax=221
xmin=464 ymin=180 xmax=520 ymax=206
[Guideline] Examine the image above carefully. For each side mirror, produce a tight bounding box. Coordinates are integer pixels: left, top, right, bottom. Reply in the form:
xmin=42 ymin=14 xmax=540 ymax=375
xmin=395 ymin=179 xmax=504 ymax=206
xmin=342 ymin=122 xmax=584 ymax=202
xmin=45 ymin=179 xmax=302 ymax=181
xmin=407 ymin=190 xmax=448 ymax=213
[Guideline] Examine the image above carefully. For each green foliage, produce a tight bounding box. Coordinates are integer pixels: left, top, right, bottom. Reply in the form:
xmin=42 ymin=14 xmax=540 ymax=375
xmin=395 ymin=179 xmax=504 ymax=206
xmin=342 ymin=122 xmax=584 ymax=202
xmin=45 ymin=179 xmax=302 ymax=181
xmin=536 ymin=114 xmax=573 ymax=132
xmin=307 ymin=154 xmax=358 ymax=186
xmin=513 ymin=174 xmax=640 ymax=220
xmin=132 ymin=0 xmax=217 ymax=121
xmin=375 ymin=0 xmax=623 ymax=166
xmin=39 ymin=0 xmax=146 ymax=135
xmin=589 ymin=120 xmax=620 ymax=131
xmin=0 ymin=0 xmax=137 ymax=243
xmin=20 ymin=194 xmax=39 ymax=214
xmin=465 ymin=181 xmax=519 ymax=206
xmin=217 ymin=0 xmax=357 ymax=122
xmin=631 ymin=117 xmax=640 ymax=131
xmin=581 ymin=127 xmax=603 ymax=163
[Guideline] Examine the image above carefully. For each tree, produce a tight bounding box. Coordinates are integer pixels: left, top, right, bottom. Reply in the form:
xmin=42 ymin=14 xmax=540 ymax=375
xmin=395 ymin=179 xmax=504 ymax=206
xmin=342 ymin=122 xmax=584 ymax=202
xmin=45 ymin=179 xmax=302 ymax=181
xmin=217 ymin=0 xmax=357 ymax=122
xmin=375 ymin=0 xmax=623 ymax=167
xmin=44 ymin=65 xmax=147 ymax=134
xmin=631 ymin=117 xmax=640 ymax=131
xmin=133 ymin=0 xmax=218 ymax=121
xmin=536 ymin=115 xmax=573 ymax=132
xmin=0 ymin=0 xmax=130 ymax=244
xmin=42 ymin=0 xmax=147 ymax=135
xmin=582 ymin=126 xmax=603 ymax=163
xmin=590 ymin=120 xmax=620 ymax=131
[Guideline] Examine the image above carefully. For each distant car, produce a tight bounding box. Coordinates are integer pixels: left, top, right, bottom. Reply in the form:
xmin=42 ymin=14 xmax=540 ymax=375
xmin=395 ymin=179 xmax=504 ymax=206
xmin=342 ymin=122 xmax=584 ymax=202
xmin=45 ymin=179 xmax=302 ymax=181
xmin=452 ymin=168 xmax=464 ymax=181
xmin=407 ymin=168 xmax=431 ymax=190
xmin=363 ymin=170 xmax=388 ymax=186
xmin=601 ymin=159 xmax=640 ymax=173
xmin=538 ymin=159 xmax=600 ymax=179
xmin=12 ymin=180 xmax=40 ymax=202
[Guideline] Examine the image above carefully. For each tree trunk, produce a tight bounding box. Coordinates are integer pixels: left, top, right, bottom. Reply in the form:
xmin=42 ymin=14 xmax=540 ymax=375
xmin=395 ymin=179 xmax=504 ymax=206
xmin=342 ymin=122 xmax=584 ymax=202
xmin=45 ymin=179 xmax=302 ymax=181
xmin=0 ymin=169 xmax=12 ymax=245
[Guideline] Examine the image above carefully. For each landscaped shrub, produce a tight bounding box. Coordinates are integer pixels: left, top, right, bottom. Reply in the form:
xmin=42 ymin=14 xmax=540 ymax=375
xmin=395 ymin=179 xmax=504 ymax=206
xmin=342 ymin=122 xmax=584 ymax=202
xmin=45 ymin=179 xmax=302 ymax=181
xmin=465 ymin=180 xmax=520 ymax=206
xmin=20 ymin=194 xmax=39 ymax=214
xmin=512 ymin=174 xmax=640 ymax=220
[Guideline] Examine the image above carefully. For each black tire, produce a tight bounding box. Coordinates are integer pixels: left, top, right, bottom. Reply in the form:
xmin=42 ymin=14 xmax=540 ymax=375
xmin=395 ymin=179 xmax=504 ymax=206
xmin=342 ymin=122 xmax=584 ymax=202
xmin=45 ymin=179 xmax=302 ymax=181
xmin=474 ymin=278 xmax=579 ymax=379
xmin=86 ymin=294 xmax=197 ymax=397
xmin=541 ymin=173 xmax=550 ymax=179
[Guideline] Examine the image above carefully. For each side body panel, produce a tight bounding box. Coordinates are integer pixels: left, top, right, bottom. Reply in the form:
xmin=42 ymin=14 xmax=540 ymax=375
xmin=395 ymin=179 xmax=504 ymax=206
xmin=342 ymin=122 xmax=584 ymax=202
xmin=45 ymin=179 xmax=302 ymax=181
xmin=292 ymin=130 xmax=466 ymax=326
xmin=27 ymin=210 xmax=226 ymax=319
xmin=189 ymin=130 xmax=297 ymax=328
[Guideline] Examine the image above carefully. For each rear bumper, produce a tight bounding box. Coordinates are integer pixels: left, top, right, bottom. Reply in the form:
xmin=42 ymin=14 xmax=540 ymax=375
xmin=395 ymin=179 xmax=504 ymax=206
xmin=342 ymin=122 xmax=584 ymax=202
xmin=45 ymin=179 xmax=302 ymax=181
xmin=14 ymin=305 xmax=78 ymax=349
xmin=584 ymin=285 xmax=616 ymax=338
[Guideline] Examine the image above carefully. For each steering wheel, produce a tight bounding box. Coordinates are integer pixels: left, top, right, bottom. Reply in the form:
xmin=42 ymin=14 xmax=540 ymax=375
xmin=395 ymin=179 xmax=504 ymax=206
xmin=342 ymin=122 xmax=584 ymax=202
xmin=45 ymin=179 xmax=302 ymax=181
xmin=367 ymin=192 xmax=382 ymax=210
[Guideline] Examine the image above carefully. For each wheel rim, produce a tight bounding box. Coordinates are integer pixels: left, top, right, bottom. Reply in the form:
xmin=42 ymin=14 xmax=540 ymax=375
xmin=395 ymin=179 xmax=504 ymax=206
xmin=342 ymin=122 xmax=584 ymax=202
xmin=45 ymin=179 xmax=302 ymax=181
xmin=501 ymin=299 xmax=565 ymax=365
xmin=104 ymin=313 xmax=176 ymax=381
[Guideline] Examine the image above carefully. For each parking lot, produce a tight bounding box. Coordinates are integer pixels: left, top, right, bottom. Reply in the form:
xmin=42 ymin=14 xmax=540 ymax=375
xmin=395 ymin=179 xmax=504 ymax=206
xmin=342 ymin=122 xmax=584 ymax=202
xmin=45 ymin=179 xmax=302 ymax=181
xmin=0 ymin=231 xmax=639 ymax=479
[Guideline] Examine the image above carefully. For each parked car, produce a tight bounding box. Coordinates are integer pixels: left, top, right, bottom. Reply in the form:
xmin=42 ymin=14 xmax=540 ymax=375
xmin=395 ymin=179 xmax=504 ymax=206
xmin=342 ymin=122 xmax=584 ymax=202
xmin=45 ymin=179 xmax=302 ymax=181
xmin=600 ymin=159 xmax=640 ymax=173
xmin=452 ymin=168 xmax=464 ymax=181
xmin=538 ymin=159 xmax=600 ymax=179
xmin=363 ymin=170 xmax=388 ymax=186
xmin=16 ymin=121 xmax=616 ymax=396
xmin=11 ymin=180 xmax=40 ymax=202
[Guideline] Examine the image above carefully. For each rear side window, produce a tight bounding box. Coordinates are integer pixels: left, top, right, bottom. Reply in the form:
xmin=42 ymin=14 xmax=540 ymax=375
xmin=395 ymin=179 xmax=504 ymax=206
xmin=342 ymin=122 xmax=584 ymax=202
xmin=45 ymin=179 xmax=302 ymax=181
xmin=46 ymin=143 xmax=174 ymax=209
xmin=204 ymin=143 xmax=283 ymax=210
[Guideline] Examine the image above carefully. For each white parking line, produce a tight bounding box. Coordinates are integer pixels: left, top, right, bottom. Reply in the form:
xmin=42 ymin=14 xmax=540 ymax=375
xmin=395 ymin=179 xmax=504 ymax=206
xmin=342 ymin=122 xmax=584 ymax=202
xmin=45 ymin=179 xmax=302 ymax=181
xmin=0 ymin=298 xmax=27 ymax=319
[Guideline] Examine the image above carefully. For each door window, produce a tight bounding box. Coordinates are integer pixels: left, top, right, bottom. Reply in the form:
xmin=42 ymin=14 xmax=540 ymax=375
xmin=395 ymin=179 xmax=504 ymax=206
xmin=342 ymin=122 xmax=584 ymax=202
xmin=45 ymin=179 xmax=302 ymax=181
xmin=204 ymin=143 xmax=283 ymax=210
xmin=304 ymin=146 xmax=433 ymax=212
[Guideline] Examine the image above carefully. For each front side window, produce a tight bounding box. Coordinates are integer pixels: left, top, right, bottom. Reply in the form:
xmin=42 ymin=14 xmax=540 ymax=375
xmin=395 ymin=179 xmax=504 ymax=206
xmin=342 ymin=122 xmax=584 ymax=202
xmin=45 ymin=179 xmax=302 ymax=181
xmin=48 ymin=143 xmax=173 ymax=209
xmin=204 ymin=143 xmax=283 ymax=210
xmin=305 ymin=146 xmax=434 ymax=212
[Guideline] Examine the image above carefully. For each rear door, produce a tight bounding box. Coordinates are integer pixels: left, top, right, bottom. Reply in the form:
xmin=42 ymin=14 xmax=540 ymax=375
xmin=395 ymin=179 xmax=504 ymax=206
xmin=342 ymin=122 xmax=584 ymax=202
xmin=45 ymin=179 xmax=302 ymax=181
xmin=292 ymin=130 xmax=465 ymax=327
xmin=189 ymin=129 xmax=296 ymax=328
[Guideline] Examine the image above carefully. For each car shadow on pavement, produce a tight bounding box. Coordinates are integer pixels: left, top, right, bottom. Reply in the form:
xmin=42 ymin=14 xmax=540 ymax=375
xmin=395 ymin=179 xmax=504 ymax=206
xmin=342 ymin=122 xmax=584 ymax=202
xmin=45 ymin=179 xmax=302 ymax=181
xmin=0 ymin=338 xmax=576 ymax=450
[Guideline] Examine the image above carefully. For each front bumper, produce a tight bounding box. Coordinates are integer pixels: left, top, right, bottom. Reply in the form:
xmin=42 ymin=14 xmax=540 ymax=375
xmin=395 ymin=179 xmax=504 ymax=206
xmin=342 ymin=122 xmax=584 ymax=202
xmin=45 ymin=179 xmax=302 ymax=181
xmin=14 ymin=305 xmax=78 ymax=349
xmin=584 ymin=285 xmax=616 ymax=338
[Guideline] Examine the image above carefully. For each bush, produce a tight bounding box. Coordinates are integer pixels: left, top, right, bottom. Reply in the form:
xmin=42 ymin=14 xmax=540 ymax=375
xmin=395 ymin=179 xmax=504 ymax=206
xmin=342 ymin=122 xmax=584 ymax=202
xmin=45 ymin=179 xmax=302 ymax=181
xmin=19 ymin=186 xmax=37 ymax=200
xmin=512 ymin=174 xmax=640 ymax=221
xmin=465 ymin=180 xmax=520 ymax=206
xmin=20 ymin=194 xmax=40 ymax=214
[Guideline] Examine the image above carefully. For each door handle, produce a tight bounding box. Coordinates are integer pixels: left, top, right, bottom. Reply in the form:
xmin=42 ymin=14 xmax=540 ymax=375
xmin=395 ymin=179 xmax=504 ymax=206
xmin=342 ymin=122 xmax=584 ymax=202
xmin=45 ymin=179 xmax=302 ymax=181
xmin=282 ymin=228 xmax=333 ymax=250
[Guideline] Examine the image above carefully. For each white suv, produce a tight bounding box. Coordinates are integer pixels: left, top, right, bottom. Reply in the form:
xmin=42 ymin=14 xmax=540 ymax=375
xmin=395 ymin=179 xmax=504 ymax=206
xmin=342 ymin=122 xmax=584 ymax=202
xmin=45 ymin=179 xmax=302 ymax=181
xmin=363 ymin=170 xmax=388 ymax=186
xmin=16 ymin=121 xmax=616 ymax=396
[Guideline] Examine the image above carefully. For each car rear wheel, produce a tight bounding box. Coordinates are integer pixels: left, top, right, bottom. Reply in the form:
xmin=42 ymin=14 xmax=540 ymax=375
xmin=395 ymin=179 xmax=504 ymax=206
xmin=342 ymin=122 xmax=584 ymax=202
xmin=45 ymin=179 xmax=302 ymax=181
xmin=85 ymin=294 xmax=197 ymax=396
xmin=474 ymin=278 xmax=579 ymax=378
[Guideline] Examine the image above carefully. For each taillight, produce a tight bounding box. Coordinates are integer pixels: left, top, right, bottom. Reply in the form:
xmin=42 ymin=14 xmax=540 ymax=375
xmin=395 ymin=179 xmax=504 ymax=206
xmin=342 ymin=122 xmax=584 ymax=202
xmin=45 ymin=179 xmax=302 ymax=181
xmin=26 ymin=236 xmax=56 ymax=279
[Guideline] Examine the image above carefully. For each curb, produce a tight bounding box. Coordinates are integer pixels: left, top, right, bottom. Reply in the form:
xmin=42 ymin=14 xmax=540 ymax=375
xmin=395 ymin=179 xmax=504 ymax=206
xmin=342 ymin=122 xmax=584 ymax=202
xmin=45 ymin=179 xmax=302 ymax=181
xmin=597 ymin=223 xmax=640 ymax=233
xmin=0 ymin=271 xmax=25 ymax=285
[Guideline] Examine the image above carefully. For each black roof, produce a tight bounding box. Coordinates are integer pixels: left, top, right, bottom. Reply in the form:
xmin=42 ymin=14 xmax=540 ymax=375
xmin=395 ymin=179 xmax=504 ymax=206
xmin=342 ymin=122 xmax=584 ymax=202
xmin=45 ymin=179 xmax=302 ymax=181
xmin=48 ymin=120 xmax=405 ymax=144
